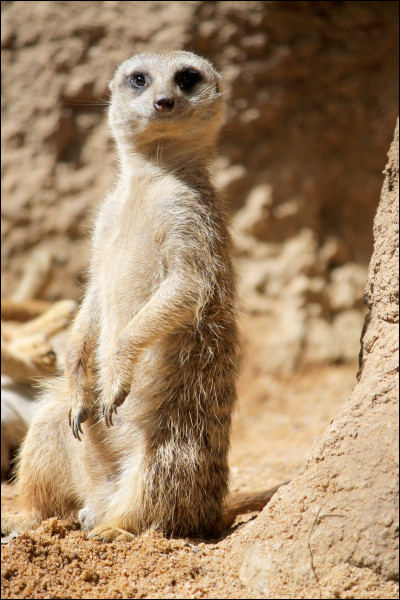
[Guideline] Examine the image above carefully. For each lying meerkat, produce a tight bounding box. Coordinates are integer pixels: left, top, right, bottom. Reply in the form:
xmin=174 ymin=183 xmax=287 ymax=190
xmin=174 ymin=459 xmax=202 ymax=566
xmin=1 ymin=299 xmax=77 ymax=479
xmin=2 ymin=51 xmax=239 ymax=541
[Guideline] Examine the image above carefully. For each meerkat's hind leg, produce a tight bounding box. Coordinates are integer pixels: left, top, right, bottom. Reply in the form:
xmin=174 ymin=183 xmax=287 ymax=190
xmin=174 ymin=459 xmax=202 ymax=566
xmin=88 ymin=523 xmax=135 ymax=542
xmin=4 ymin=378 xmax=83 ymax=534
xmin=1 ymin=512 xmax=42 ymax=536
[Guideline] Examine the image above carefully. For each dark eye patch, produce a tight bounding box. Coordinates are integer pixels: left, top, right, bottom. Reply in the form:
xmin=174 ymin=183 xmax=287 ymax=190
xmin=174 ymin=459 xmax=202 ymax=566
xmin=128 ymin=72 xmax=149 ymax=88
xmin=175 ymin=68 xmax=202 ymax=91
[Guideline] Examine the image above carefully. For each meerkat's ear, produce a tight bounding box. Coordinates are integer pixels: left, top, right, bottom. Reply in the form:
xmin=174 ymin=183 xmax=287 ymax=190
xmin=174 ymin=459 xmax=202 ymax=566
xmin=108 ymin=63 xmax=123 ymax=92
xmin=215 ymin=74 xmax=223 ymax=96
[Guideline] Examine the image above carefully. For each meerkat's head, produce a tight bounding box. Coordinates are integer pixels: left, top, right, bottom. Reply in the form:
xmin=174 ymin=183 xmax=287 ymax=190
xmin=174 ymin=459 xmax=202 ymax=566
xmin=108 ymin=51 xmax=223 ymax=154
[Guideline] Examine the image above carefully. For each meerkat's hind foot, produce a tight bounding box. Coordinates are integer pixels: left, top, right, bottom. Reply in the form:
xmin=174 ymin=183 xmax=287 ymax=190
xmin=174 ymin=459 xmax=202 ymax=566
xmin=1 ymin=512 xmax=41 ymax=536
xmin=78 ymin=505 xmax=99 ymax=532
xmin=89 ymin=523 xmax=136 ymax=542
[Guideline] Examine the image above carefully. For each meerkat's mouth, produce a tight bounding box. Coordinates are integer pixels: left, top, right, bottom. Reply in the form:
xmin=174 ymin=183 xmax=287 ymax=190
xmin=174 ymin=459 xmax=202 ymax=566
xmin=152 ymin=110 xmax=185 ymax=121
xmin=148 ymin=110 xmax=191 ymax=128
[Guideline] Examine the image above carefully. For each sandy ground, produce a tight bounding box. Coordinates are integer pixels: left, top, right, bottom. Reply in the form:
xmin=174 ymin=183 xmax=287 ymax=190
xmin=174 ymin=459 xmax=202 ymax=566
xmin=1 ymin=348 xmax=358 ymax=599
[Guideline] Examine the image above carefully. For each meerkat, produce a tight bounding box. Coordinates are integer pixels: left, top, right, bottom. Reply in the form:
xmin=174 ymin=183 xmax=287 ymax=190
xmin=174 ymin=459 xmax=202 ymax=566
xmin=1 ymin=51 xmax=239 ymax=541
xmin=1 ymin=299 xmax=76 ymax=479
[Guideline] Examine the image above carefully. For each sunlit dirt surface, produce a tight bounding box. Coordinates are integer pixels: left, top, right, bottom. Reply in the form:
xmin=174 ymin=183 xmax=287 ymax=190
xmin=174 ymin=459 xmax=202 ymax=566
xmin=2 ymin=357 xmax=357 ymax=599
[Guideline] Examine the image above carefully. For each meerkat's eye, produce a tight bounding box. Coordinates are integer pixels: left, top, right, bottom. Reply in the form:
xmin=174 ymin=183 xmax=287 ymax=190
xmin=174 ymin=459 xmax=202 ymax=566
xmin=130 ymin=73 xmax=147 ymax=88
xmin=175 ymin=69 xmax=202 ymax=91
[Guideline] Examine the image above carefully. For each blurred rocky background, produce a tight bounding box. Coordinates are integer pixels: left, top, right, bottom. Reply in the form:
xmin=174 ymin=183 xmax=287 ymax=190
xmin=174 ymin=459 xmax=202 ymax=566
xmin=2 ymin=0 xmax=398 ymax=374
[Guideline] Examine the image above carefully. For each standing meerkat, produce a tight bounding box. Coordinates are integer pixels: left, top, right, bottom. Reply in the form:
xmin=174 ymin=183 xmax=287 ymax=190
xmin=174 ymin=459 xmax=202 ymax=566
xmin=2 ymin=51 xmax=239 ymax=541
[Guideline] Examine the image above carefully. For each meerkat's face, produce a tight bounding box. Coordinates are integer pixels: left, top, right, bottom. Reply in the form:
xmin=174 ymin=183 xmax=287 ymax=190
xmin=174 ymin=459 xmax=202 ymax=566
xmin=108 ymin=51 xmax=223 ymax=146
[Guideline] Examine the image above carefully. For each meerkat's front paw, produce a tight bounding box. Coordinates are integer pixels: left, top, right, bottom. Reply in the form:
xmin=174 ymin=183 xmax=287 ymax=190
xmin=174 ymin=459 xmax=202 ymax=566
xmin=68 ymin=401 xmax=89 ymax=441
xmin=101 ymin=382 xmax=130 ymax=427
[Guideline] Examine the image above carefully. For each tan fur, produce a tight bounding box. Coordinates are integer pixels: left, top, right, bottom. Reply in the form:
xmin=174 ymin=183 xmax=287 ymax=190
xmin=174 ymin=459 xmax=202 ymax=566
xmin=1 ymin=300 xmax=76 ymax=383
xmin=2 ymin=51 xmax=238 ymax=540
xmin=1 ymin=298 xmax=54 ymax=321
xmin=1 ymin=300 xmax=76 ymax=479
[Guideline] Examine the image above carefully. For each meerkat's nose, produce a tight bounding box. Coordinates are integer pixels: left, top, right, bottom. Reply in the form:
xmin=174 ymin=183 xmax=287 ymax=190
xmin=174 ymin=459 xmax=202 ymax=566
xmin=153 ymin=97 xmax=175 ymax=112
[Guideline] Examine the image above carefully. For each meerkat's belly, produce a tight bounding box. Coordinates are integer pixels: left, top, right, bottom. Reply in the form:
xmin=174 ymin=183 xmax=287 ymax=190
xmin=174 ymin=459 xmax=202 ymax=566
xmin=96 ymin=225 xmax=165 ymax=346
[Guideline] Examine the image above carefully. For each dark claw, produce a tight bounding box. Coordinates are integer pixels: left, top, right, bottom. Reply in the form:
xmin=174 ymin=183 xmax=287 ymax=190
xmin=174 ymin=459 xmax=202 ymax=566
xmin=69 ymin=407 xmax=88 ymax=441
xmin=103 ymin=402 xmax=120 ymax=427
xmin=102 ymin=404 xmax=112 ymax=427
xmin=114 ymin=388 xmax=127 ymax=408
xmin=73 ymin=422 xmax=81 ymax=441
xmin=102 ymin=388 xmax=129 ymax=428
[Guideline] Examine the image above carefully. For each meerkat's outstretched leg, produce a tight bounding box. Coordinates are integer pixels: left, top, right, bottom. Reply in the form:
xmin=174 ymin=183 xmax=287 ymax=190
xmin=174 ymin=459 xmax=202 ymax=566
xmin=4 ymin=299 xmax=76 ymax=341
xmin=1 ymin=300 xmax=77 ymax=384
xmin=1 ymin=379 xmax=80 ymax=535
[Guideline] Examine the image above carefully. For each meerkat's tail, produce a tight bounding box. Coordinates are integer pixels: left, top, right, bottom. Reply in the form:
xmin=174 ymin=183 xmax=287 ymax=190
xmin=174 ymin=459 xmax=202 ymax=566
xmin=221 ymin=482 xmax=289 ymax=530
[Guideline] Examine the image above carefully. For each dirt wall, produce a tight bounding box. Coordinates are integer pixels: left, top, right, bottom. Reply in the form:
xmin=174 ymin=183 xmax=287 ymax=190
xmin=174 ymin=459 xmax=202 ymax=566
xmin=239 ymin=119 xmax=399 ymax=600
xmin=1 ymin=1 xmax=398 ymax=369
